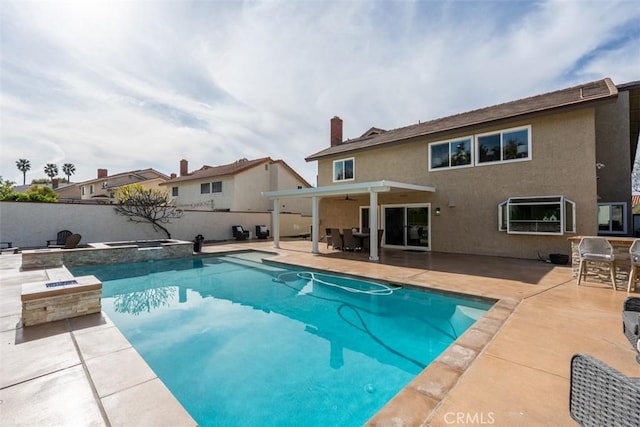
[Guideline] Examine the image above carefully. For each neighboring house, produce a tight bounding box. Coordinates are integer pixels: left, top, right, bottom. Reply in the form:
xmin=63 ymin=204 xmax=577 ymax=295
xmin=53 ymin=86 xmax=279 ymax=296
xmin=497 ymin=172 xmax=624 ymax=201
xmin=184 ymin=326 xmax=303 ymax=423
xmin=265 ymin=77 xmax=640 ymax=260
xmin=160 ymin=157 xmax=312 ymax=214
xmin=73 ymin=168 xmax=170 ymax=203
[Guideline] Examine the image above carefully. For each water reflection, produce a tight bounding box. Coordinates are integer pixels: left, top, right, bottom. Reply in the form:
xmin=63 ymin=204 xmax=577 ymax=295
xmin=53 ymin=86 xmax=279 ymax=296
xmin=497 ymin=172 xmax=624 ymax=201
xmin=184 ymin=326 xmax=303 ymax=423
xmin=113 ymin=286 xmax=176 ymax=315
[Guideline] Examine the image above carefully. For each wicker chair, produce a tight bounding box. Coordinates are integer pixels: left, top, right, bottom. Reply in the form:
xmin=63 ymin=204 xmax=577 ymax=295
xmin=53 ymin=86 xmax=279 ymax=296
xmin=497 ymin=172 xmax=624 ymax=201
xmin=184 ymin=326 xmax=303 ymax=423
xmin=623 ymin=297 xmax=640 ymax=363
xmin=341 ymin=228 xmax=359 ymax=251
xmin=628 ymin=239 xmax=640 ymax=292
xmin=577 ymin=237 xmax=617 ymax=290
xmin=328 ymin=228 xmax=342 ymax=250
xmin=569 ymin=354 xmax=640 ymax=426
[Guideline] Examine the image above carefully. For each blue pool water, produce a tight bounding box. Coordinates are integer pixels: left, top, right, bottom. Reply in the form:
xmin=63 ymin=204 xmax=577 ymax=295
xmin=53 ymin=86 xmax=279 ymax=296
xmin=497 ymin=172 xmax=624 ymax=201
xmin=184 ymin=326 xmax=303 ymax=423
xmin=71 ymin=252 xmax=492 ymax=426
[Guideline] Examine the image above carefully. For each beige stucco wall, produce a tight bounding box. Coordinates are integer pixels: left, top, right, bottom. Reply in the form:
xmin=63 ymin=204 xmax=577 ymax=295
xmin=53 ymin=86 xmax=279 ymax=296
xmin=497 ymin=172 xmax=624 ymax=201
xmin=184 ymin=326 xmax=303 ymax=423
xmin=233 ymin=164 xmax=273 ymax=211
xmin=170 ymin=176 xmax=235 ymax=210
xmin=595 ymin=92 xmax=632 ymax=230
xmin=316 ymin=108 xmax=605 ymax=259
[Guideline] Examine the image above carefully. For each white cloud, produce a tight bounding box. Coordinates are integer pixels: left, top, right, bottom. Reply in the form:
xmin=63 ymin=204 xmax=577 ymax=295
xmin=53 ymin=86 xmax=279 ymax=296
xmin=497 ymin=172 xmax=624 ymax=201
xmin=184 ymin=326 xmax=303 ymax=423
xmin=1 ymin=0 xmax=638 ymax=186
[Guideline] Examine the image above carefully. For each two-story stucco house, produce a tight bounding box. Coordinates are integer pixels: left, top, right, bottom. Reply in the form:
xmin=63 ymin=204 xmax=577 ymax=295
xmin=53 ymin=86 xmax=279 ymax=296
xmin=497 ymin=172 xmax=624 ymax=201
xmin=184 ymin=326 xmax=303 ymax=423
xmin=74 ymin=168 xmax=169 ymax=203
xmin=161 ymin=157 xmax=312 ymax=214
xmin=264 ymin=78 xmax=639 ymax=261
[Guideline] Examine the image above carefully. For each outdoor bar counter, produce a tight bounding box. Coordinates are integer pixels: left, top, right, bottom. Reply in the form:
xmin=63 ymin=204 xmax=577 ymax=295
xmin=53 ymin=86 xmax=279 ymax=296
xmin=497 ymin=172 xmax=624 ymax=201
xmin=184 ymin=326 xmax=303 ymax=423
xmin=568 ymin=236 xmax=637 ymax=291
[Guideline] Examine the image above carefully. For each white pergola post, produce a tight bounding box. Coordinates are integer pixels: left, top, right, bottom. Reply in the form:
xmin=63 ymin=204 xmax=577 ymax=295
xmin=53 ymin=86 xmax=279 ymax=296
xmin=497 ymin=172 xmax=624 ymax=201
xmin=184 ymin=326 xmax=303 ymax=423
xmin=272 ymin=198 xmax=280 ymax=249
xmin=369 ymin=190 xmax=379 ymax=261
xmin=311 ymin=196 xmax=319 ymax=254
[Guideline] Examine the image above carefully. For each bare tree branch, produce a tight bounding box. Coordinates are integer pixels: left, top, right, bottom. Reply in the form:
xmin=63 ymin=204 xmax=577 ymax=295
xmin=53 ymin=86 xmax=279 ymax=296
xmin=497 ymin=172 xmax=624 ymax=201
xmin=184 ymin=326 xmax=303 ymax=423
xmin=113 ymin=184 xmax=183 ymax=238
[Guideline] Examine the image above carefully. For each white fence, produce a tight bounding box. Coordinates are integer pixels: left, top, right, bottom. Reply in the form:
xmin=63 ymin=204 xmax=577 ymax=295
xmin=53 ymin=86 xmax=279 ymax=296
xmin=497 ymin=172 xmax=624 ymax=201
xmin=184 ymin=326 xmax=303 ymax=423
xmin=0 ymin=202 xmax=311 ymax=249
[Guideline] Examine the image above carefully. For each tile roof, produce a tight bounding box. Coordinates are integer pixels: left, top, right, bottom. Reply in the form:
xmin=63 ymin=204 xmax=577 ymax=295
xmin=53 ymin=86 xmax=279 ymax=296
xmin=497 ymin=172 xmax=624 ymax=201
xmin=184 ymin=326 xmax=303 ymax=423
xmin=162 ymin=157 xmax=272 ymax=184
xmin=160 ymin=157 xmax=312 ymax=188
xmin=306 ymin=78 xmax=618 ymax=161
xmin=77 ymin=168 xmax=169 ymax=185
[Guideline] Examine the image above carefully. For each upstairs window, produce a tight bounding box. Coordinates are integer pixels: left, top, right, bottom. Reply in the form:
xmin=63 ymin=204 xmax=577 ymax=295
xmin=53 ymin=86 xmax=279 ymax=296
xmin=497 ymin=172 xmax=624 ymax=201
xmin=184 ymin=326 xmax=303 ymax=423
xmin=172 ymin=187 xmax=179 ymax=197
xmin=477 ymin=126 xmax=531 ymax=165
xmin=81 ymin=186 xmax=85 ymax=196
xmin=212 ymin=181 xmax=222 ymax=193
xmin=499 ymin=195 xmax=575 ymax=235
xmin=429 ymin=137 xmax=473 ymax=170
xmin=333 ymin=158 xmax=354 ymax=182
xmin=200 ymin=183 xmax=211 ymax=194
xmin=90 ymin=184 xmax=94 ymax=194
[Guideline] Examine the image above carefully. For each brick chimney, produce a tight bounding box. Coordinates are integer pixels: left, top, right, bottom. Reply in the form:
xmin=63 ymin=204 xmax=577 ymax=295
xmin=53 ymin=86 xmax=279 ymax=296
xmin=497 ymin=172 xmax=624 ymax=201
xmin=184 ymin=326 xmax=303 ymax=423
xmin=180 ymin=159 xmax=188 ymax=177
xmin=97 ymin=168 xmax=108 ymax=178
xmin=52 ymin=178 xmax=59 ymax=189
xmin=170 ymin=173 xmax=177 ymax=179
xmin=330 ymin=116 xmax=343 ymax=147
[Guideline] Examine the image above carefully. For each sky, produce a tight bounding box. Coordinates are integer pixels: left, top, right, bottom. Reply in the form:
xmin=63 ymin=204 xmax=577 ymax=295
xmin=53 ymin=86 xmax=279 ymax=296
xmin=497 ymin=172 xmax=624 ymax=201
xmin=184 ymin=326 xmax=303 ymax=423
xmin=1 ymin=0 xmax=639 ymax=187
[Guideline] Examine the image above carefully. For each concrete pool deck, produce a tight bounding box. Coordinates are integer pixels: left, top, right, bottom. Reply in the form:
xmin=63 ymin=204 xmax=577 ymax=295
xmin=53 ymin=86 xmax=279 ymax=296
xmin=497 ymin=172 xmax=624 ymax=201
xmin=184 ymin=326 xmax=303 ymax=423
xmin=1 ymin=240 xmax=638 ymax=426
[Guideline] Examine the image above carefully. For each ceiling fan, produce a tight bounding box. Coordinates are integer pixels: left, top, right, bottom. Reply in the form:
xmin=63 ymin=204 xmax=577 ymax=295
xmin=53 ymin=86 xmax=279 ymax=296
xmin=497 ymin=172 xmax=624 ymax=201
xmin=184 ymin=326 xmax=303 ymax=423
xmin=344 ymin=194 xmax=358 ymax=201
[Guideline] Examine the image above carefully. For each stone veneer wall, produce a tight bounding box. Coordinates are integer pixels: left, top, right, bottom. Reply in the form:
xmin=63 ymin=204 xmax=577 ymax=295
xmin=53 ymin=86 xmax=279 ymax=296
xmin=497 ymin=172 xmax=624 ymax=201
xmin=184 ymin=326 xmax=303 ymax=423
xmin=62 ymin=242 xmax=194 ymax=267
xmin=21 ymin=241 xmax=194 ymax=269
xmin=21 ymin=276 xmax=102 ymax=326
xmin=569 ymin=236 xmax=635 ymax=290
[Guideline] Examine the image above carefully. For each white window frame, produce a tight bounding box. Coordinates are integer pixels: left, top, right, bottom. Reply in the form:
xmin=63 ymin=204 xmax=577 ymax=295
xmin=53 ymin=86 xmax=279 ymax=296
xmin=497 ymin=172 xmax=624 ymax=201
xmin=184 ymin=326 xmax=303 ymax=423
xmin=81 ymin=186 xmax=85 ymax=196
xmin=200 ymin=183 xmax=211 ymax=194
xmin=428 ymin=136 xmax=474 ymax=171
xmin=89 ymin=184 xmax=94 ymax=194
xmin=476 ymin=125 xmax=532 ymax=166
xmin=597 ymin=202 xmax=627 ymax=235
xmin=498 ymin=195 xmax=575 ymax=235
xmin=211 ymin=181 xmax=222 ymax=193
xmin=333 ymin=157 xmax=355 ymax=182
xmin=172 ymin=187 xmax=179 ymax=197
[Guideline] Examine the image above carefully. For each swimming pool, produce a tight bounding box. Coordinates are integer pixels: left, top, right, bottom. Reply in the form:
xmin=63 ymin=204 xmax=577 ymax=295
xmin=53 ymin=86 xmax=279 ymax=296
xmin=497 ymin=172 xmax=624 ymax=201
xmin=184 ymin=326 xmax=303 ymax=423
xmin=71 ymin=252 xmax=492 ymax=426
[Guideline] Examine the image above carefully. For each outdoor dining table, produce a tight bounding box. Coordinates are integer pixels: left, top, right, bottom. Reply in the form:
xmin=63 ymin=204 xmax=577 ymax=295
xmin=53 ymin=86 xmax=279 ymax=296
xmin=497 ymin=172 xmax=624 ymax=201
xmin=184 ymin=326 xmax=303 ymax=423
xmin=353 ymin=232 xmax=370 ymax=250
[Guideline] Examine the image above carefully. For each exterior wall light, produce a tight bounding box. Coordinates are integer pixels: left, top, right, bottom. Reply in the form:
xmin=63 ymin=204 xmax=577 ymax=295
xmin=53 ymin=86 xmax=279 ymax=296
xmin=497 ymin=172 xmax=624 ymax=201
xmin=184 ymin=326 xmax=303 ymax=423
xmin=435 ymin=207 xmax=441 ymax=216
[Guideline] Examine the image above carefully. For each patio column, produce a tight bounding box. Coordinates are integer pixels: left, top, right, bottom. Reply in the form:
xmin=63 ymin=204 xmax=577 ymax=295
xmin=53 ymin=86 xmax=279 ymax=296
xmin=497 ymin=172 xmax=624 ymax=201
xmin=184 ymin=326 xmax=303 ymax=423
xmin=369 ymin=190 xmax=379 ymax=261
xmin=272 ymin=199 xmax=280 ymax=249
xmin=311 ymin=196 xmax=319 ymax=254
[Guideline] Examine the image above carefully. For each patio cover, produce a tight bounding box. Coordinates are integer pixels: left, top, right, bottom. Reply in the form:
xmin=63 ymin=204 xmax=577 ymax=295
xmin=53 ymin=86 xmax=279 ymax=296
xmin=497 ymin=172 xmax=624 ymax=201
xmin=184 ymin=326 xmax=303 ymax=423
xmin=262 ymin=180 xmax=436 ymax=261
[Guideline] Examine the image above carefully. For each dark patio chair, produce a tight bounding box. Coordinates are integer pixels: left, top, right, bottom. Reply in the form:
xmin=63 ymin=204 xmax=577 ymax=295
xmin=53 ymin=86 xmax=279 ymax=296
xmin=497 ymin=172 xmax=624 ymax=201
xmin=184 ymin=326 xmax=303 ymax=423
xmin=255 ymin=225 xmax=269 ymax=239
xmin=48 ymin=233 xmax=82 ymax=249
xmin=47 ymin=230 xmax=72 ymax=247
xmin=623 ymin=297 xmax=640 ymax=363
xmin=569 ymin=353 xmax=640 ymax=426
xmin=328 ymin=228 xmax=341 ymax=250
xmin=232 ymin=225 xmax=250 ymax=240
xmin=342 ymin=228 xmax=360 ymax=251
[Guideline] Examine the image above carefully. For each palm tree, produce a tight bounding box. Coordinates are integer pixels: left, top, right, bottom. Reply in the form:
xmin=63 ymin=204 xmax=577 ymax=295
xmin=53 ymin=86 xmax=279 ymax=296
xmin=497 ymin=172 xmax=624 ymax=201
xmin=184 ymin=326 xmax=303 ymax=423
xmin=62 ymin=163 xmax=76 ymax=182
xmin=44 ymin=163 xmax=58 ymax=181
xmin=16 ymin=159 xmax=31 ymax=185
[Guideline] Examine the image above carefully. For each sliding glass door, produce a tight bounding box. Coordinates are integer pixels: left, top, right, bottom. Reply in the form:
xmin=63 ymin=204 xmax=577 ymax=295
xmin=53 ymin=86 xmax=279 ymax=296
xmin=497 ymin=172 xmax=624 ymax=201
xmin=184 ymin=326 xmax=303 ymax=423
xmin=381 ymin=204 xmax=430 ymax=250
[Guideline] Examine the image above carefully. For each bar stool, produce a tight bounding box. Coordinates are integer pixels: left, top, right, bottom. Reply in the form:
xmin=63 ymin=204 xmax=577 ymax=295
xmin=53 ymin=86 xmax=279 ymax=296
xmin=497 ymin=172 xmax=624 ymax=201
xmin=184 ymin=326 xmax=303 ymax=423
xmin=577 ymin=237 xmax=617 ymax=290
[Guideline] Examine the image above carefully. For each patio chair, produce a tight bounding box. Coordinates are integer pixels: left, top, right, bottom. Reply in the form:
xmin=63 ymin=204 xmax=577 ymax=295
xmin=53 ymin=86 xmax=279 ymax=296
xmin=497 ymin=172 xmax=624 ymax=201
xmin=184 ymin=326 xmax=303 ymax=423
xmin=48 ymin=233 xmax=82 ymax=249
xmin=328 ymin=228 xmax=342 ymax=250
xmin=577 ymin=237 xmax=617 ymax=290
xmin=628 ymin=239 xmax=640 ymax=292
xmin=569 ymin=353 xmax=640 ymax=426
xmin=47 ymin=230 xmax=72 ymax=247
xmin=232 ymin=225 xmax=250 ymax=240
xmin=255 ymin=225 xmax=269 ymax=239
xmin=623 ymin=297 xmax=640 ymax=363
xmin=341 ymin=228 xmax=360 ymax=251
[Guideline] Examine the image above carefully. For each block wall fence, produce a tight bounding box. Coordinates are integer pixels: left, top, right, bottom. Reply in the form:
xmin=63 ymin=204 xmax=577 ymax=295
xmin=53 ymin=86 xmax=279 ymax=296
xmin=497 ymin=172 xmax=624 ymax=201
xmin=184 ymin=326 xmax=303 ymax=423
xmin=0 ymin=201 xmax=311 ymax=249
